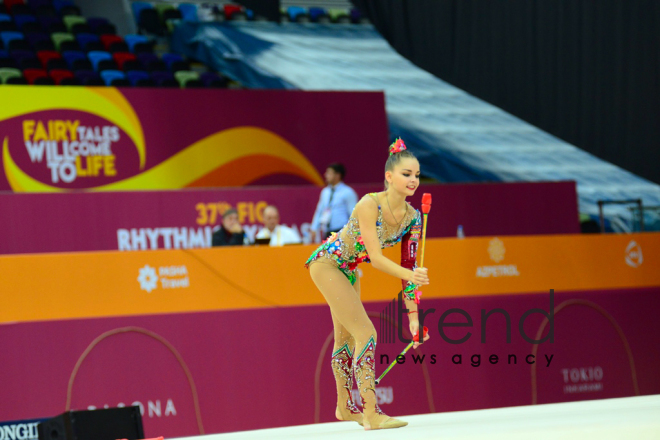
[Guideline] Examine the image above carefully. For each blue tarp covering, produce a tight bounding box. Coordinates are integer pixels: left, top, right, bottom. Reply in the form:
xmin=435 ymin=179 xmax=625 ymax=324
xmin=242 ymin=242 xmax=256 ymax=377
xmin=172 ymin=22 xmax=660 ymax=232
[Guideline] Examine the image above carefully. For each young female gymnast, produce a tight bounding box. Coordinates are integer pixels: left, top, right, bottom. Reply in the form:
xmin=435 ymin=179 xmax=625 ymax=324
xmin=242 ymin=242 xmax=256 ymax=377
xmin=305 ymin=138 xmax=430 ymax=430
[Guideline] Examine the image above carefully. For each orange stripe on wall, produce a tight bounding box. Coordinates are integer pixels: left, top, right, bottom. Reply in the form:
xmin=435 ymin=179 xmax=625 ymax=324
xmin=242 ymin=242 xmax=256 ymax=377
xmin=1 ymin=233 xmax=658 ymax=324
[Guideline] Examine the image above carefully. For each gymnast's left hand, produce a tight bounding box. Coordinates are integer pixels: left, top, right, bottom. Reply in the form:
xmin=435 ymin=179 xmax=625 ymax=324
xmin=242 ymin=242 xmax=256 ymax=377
xmin=409 ymin=319 xmax=430 ymax=349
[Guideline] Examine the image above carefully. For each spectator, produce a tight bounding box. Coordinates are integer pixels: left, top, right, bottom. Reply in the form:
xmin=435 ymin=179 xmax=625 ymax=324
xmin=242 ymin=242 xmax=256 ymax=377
xmin=212 ymin=208 xmax=248 ymax=246
xmin=255 ymin=205 xmax=302 ymax=246
xmin=310 ymin=163 xmax=358 ymax=241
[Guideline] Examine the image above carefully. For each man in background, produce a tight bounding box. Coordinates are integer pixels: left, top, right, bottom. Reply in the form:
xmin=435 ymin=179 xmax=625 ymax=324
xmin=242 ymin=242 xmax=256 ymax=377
xmin=310 ymin=163 xmax=358 ymax=241
xmin=255 ymin=205 xmax=301 ymax=246
xmin=212 ymin=208 xmax=248 ymax=246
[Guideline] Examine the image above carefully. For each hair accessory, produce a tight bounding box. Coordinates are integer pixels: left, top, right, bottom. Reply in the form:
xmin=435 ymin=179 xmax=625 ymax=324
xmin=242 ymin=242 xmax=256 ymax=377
xmin=389 ymin=138 xmax=407 ymax=156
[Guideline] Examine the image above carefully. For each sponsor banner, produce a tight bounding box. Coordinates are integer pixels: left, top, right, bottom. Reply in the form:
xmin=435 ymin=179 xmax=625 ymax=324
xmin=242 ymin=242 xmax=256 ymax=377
xmin=0 ymin=288 xmax=658 ymax=437
xmin=0 ymin=233 xmax=658 ymax=324
xmin=0 ymin=87 xmax=388 ymax=192
xmin=0 ymin=181 xmax=579 ymax=255
xmin=0 ymin=419 xmax=45 ymax=440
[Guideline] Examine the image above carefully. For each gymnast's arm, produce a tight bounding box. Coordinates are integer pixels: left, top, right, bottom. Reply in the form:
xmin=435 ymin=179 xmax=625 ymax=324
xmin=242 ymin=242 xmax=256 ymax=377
xmin=355 ymin=197 xmax=429 ymax=287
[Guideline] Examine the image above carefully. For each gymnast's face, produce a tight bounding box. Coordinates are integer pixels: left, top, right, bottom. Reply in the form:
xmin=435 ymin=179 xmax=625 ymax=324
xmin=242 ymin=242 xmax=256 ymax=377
xmin=387 ymin=158 xmax=420 ymax=196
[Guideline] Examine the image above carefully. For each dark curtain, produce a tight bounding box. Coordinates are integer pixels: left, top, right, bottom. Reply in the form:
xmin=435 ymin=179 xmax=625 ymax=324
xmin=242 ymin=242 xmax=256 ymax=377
xmin=352 ymin=0 xmax=660 ymax=184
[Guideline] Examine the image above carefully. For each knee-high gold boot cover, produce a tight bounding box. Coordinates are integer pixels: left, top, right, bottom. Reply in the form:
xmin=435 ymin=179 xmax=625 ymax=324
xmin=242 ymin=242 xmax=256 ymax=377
xmin=331 ymin=343 xmax=364 ymax=425
xmin=354 ymin=336 xmax=408 ymax=430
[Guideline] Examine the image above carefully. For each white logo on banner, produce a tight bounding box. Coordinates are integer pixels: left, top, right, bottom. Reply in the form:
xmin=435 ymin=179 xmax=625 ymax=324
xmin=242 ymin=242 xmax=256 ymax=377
xmin=561 ymin=366 xmax=604 ymax=394
xmin=138 ymin=265 xmax=159 ymax=293
xmin=138 ymin=265 xmax=190 ymax=292
xmin=625 ymin=240 xmax=643 ymax=268
xmin=476 ymin=238 xmax=520 ymax=278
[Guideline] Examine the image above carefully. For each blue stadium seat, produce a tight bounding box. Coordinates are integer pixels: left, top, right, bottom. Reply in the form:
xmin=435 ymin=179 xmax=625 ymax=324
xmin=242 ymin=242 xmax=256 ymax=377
xmin=75 ymin=32 xmax=101 ymax=52
xmin=1 ymin=31 xmax=24 ymax=49
xmin=124 ymin=34 xmax=149 ymax=52
xmin=131 ymin=2 xmax=152 ymax=25
xmin=13 ymin=14 xmax=37 ymax=31
xmin=126 ymin=69 xmax=150 ymax=86
xmin=178 ymin=4 xmax=198 ymax=22
xmin=0 ymin=14 xmax=11 ymax=23
xmin=287 ymin=6 xmax=307 ymax=22
xmin=308 ymin=7 xmax=328 ymax=22
xmin=87 ymin=50 xmax=111 ymax=70
xmin=100 ymin=69 xmax=125 ymax=86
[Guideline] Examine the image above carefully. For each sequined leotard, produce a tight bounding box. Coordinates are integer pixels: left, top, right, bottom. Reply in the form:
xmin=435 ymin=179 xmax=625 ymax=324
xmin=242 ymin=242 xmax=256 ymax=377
xmin=305 ymin=193 xmax=422 ymax=300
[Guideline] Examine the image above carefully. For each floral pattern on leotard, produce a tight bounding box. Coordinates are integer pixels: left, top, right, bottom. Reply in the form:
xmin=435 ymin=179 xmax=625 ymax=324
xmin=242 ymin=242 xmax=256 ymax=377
xmin=305 ymin=193 xmax=421 ymax=291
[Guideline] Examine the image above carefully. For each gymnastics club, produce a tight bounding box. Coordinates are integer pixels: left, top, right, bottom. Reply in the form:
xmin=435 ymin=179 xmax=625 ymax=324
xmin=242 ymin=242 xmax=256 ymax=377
xmin=375 ymin=327 xmax=428 ymax=385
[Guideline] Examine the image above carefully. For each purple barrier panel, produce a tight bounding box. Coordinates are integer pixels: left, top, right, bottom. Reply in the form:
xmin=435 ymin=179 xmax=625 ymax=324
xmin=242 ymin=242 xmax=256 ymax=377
xmin=0 ymin=287 xmax=657 ymax=437
xmin=0 ymin=181 xmax=578 ymax=255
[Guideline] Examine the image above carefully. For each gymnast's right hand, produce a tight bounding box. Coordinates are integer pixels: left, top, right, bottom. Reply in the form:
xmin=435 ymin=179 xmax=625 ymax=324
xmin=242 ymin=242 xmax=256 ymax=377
xmin=411 ymin=267 xmax=429 ymax=286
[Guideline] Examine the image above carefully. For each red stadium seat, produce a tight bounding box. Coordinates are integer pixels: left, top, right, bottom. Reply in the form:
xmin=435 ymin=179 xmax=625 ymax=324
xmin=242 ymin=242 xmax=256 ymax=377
xmin=36 ymin=50 xmax=62 ymax=69
xmin=224 ymin=4 xmax=243 ymax=20
xmin=100 ymin=34 xmax=124 ymax=51
xmin=3 ymin=0 xmax=26 ymax=14
xmin=49 ymin=68 xmax=74 ymax=85
xmin=22 ymin=68 xmax=48 ymax=84
xmin=112 ymin=52 xmax=136 ymax=70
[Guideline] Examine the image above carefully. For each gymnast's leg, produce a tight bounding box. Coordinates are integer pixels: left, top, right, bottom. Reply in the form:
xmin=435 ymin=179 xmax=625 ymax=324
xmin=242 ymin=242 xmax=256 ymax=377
xmin=330 ymin=275 xmax=362 ymax=424
xmin=310 ymin=261 xmax=407 ymax=430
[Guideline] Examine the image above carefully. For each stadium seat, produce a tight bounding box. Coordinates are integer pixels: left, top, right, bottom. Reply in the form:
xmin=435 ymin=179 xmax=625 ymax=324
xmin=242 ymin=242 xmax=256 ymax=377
xmin=309 ymin=7 xmax=329 ymax=23
xmin=86 ymin=17 xmax=108 ymax=33
xmin=36 ymin=49 xmax=60 ymax=68
xmin=50 ymin=32 xmax=76 ymax=51
xmin=100 ymin=34 xmax=127 ymax=52
xmin=137 ymin=52 xmax=165 ymax=72
xmin=112 ymin=52 xmax=135 ymax=70
xmin=0 ymin=14 xmax=10 ymax=23
xmin=12 ymin=50 xmax=40 ymax=69
xmin=328 ymin=9 xmax=350 ymax=23
xmin=74 ymin=69 xmax=103 ymax=85
xmin=350 ymin=9 xmax=366 ymax=24
xmin=87 ymin=50 xmax=114 ymax=71
xmin=178 ymin=4 xmax=198 ymax=22
xmin=62 ymin=50 xmax=91 ymax=70
xmin=33 ymin=5 xmax=58 ymax=18
xmin=131 ymin=2 xmax=152 ymax=25
xmin=38 ymin=16 xmax=65 ymax=33
xmin=0 ymin=21 xmax=17 ymax=33
xmin=75 ymin=32 xmax=102 ymax=52
xmin=174 ymin=70 xmax=199 ymax=88
xmin=200 ymin=71 xmax=228 ymax=88
xmin=52 ymin=0 xmax=74 ymax=13
xmin=49 ymin=68 xmax=74 ymax=84
xmin=287 ymin=6 xmax=308 ymax=23
xmin=90 ymin=21 xmax=115 ymax=35
xmin=29 ymin=0 xmax=54 ymax=11
xmin=150 ymin=70 xmax=177 ymax=87
xmin=0 ymin=51 xmax=17 ymax=68
xmin=13 ymin=14 xmax=37 ymax=31
xmin=126 ymin=69 xmax=153 ymax=86
xmin=136 ymin=5 xmax=163 ymax=36
xmin=1 ymin=31 xmax=24 ymax=49
xmin=162 ymin=53 xmax=188 ymax=72
xmin=63 ymin=15 xmax=87 ymax=33
xmin=100 ymin=69 xmax=126 ymax=86
xmin=3 ymin=0 xmax=26 ymax=14
xmin=223 ymin=4 xmax=242 ymax=20
xmin=0 ymin=67 xmax=22 ymax=83
xmin=22 ymin=67 xmax=48 ymax=84
xmin=124 ymin=34 xmax=152 ymax=53
xmin=25 ymin=32 xmax=55 ymax=51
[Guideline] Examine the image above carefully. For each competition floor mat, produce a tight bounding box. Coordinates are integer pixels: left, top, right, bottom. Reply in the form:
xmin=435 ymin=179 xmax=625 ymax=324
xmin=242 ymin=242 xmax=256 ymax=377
xmin=175 ymin=394 xmax=660 ymax=440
